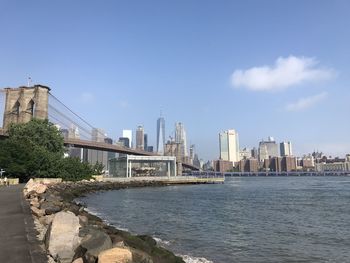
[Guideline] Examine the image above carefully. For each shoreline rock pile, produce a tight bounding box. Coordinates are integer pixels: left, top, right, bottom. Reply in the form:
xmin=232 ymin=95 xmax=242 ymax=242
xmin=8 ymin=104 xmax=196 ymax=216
xmin=24 ymin=179 xmax=185 ymax=263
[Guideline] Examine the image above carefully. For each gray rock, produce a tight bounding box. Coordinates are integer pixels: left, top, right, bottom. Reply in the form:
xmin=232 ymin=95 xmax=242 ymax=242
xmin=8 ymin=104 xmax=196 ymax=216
xmin=40 ymin=202 xmax=62 ymax=215
xmin=79 ymin=226 xmax=112 ymax=262
xmin=47 ymin=211 xmax=81 ymax=263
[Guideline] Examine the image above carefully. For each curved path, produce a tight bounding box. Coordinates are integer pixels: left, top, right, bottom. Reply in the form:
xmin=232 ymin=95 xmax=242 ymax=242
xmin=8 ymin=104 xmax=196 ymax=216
xmin=0 ymin=184 xmax=46 ymax=263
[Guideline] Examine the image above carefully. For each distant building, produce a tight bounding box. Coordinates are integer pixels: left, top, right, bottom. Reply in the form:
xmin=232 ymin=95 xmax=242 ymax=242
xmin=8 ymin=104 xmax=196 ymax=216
xmin=117 ymin=137 xmax=130 ymax=158
xmin=237 ymin=159 xmax=259 ymax=172
xmin=301 ymin=155 xmax=315 ymax=170
xmin=104 ymin=137 xmax=116 ymax=165
xmin=280 ymin=141 xmax=293 ymax=156
xmin=92 ymin=128 xmax=106 ymax=142
xmin=156 ymin=116 xmax=165 ymax=154
xmin=193 ymin=154 xmax=201 ymax=168
xmin=68 ymin=125 xmax=80 ymax=139
xmin=203 ymin=161 xmax=213 ymax=171
xmin=259 ymin=137 xmax=279 ymax=161
xmin=251 ymin=147 xmax=258 ymax=159
xmin=60 ymin=128 xmax=69 ymax=139
xmin=213 ymin=159 xmax=233 ymax=173
xmin=122 ymin=130 xmax=132 ymax=148
xmin=83 ymin=128 xmax=108 ymax=171
xmin=346 ymin=154 xmax=350 ymax=162
xmin=269 ymin=156 xmax=297 ymax=172
xmin=136 ymin=125 xmax=144 ymax=150
xmin=146 ymin=146 xmax=153 ymax=152
xmin=239 ymin=147 xmax=252 ymax=160
xmin=219 ymin=129 xmax=240 ymax=164
xmin=315 ymin=162 xmax=350 ymax=172
xmin=189 ymin=144 xmax=195 ymax=164
xmin=118 ymin=137 xmax=130 ymax=148
xmin=144 ymin=134 xmax=148 ymax=151
xmin=175 ymin=122 xmax=188 ymax=157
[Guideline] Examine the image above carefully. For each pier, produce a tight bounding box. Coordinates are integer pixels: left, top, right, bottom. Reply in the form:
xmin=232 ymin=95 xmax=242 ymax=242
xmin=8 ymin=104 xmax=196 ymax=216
xmin=103 ymin=175 xmax=225 ymax=184
xmin=185 ymin=171 xmax=350 ymax=177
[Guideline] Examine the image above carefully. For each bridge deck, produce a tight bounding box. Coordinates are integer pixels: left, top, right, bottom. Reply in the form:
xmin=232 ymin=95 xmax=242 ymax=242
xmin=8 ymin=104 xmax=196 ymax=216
xmin=64 ymin=138 xmax=199 ymax=170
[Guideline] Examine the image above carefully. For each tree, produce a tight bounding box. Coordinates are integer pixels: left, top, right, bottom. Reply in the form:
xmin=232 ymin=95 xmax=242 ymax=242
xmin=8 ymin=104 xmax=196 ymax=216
xmin=0 ymin=119 xmax=94 ymax=182
xmin=7 ymin=119 xmax=65 ymax=155
xmin=92 ymin=162 xmax=105 ymax=175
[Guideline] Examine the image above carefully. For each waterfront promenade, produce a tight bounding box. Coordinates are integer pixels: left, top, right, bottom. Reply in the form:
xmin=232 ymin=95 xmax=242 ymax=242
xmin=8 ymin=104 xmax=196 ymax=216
xmin=0 ymin=184 xmax=46 ymax=263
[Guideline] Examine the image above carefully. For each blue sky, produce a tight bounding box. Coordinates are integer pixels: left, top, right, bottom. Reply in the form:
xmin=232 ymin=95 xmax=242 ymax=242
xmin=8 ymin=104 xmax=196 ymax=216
xmin=1 ymin=0 xmax=349 ymax=160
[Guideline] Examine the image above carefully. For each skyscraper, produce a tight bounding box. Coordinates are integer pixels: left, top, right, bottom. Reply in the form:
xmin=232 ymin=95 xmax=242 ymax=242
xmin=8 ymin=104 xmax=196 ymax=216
xmin=136 ymin=125 xmax=144 ymax=150
xmin=156 ymin=116 xmax=165 ymax=154
xmin=122 ymin=130 xmax=132 ymax=148
xmin=258 ymin=137 xmax=279 ymax=161
xmin=144 ymin=134 xmax=148 ymax=151
xmin=175 ymin=122 xmax=188 ymax=157
xmin=280 ymin=141 xmax=293 ymax=156
xmin=219 ymin=129 xmax=240 ymax=163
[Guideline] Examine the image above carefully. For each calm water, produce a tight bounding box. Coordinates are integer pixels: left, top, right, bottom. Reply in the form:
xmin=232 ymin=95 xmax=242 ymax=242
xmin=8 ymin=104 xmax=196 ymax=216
xmin=80 ymin=177 xmax=350 ymax=263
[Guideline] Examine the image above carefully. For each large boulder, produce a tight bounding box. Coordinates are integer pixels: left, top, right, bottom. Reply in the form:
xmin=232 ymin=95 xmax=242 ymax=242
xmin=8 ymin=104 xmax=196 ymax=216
xmin=24 ymin=179 xmax=47 ymax=195
xmin=98 ymin=247 xmax=133 ymax=263
xmin=47 ymin=211 xmax=81 ymax=263
xmin=77 ymin=226 xmax=112 ymax=263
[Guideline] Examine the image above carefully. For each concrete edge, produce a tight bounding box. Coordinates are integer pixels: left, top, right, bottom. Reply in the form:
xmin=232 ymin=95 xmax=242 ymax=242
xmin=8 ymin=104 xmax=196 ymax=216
xmin=20 ymin=187 xmax=48 ymax=263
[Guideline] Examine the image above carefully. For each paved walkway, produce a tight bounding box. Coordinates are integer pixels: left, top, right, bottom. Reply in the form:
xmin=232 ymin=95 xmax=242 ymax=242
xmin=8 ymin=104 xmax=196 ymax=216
xmin=0 ymin=184 xmax=47 ymax=263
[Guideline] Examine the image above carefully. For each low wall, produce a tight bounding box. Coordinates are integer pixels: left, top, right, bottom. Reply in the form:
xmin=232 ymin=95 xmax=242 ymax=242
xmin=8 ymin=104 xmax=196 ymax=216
xmin=33 ymin=178 xmax=62 ymax=184
xmin=0 ymin=178 xmax=19 ymax=185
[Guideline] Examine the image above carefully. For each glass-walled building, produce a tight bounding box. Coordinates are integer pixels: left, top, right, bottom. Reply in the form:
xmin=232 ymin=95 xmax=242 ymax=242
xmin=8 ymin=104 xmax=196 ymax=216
xmin=109 ymin=155 xmax=177 ymax=177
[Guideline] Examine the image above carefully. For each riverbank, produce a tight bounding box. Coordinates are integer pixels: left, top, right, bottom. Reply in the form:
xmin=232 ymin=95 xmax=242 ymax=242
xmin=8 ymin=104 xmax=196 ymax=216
xmin=24 ymin=179 xmax=187 ymax=263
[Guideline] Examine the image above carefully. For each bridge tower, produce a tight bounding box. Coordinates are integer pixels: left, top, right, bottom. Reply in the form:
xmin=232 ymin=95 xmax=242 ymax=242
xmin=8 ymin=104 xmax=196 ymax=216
xmin=2 ymin=85 xmax=50 ymax=130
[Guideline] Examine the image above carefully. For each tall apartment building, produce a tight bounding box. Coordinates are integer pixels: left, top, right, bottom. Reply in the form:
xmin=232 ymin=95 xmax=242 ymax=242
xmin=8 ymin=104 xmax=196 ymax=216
xmin=122 ymin=130 xmax=132 ymax=148
xmin=136 ymin=125 xmax=144 ymax=150
xmin=144 ymin=134 xmax=148 ymax=151
xmin=259 ymin=137 xmax=279 ymax=161
xmin=219 ymin=129 xmax=240 ymax=163
xmin=280 ymin=141 xmax=293 ymax=156
xmin=175 ymin=122 xmax=188 ymax=158
xmin=156 ymin=116 xmax=165 ymax=154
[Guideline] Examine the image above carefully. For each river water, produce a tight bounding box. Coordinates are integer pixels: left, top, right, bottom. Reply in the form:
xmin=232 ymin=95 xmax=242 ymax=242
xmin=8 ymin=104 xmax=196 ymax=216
xmin=80 ymin=177 xmax=350 ymax=263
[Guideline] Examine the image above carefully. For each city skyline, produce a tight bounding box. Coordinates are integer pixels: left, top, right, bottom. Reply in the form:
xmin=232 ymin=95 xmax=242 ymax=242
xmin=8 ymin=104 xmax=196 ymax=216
xmin=1 ymin=1 xmax=349 ymax=160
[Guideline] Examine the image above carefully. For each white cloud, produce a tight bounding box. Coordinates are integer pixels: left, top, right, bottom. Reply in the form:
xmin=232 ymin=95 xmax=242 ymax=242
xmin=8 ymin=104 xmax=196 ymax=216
xmin=285 ymin=92 xmax=328 ymax=111
xmin=231 ymin=56 xmax=335 ymax=91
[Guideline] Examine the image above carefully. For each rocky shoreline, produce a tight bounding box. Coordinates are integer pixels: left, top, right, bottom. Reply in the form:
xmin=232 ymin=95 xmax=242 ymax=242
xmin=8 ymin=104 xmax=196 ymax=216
xmin=24 ymin=179 xmax=186 ymax=263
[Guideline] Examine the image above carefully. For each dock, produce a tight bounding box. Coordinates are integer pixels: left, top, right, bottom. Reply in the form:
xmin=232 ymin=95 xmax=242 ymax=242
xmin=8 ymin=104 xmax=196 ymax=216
xmin=102 ymin=175 xmax=225 ymax=184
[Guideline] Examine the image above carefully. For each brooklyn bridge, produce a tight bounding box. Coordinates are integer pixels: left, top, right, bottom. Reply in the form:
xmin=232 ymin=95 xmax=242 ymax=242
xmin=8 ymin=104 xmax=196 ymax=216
xmin=0 ymin=85 xmax=199 ymax=174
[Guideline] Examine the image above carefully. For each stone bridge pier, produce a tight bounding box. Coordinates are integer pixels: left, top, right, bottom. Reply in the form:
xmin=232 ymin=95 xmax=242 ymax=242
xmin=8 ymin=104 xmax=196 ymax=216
xmin=2 ymin=85 xmax=50 ymax=130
